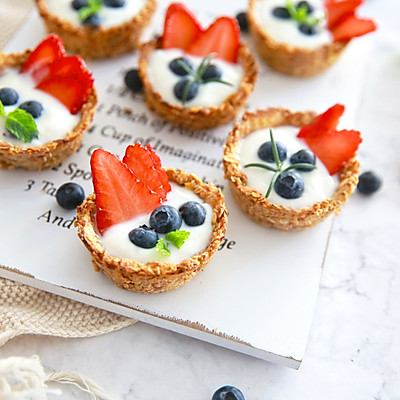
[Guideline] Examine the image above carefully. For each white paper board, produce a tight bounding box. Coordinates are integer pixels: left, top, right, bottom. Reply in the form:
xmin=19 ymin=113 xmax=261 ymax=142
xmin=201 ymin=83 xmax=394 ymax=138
xmin=0 ymin=2 xmax=372 ymax=368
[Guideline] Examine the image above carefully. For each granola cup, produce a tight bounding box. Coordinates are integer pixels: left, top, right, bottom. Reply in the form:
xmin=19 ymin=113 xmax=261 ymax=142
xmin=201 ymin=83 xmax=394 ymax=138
xmin=138 ymin=38 xmax=258 ymax=130
xmin=223 ymin=108 xmax=359 ymax=231
xmin=75 ymin=168 xmax=228 ymax=294
xmin=0 ymin=51 xmax=97 ymax=170
xmin=34 ymin=0 xmax=157 ymax=59
xmin=247 ymin=0 xmax=348 ymax=77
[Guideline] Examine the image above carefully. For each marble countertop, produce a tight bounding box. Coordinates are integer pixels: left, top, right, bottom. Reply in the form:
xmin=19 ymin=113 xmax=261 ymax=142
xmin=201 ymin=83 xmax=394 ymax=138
xmin=1 ymin=1 xmax=399 ymax=399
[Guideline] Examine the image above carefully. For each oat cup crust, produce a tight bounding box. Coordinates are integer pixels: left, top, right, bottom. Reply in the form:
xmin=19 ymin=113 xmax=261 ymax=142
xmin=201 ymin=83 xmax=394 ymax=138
xmin=34 ymin=0 xmax=157 ymax=59
xmin=138 ymin=38 xmax=258 ymax=130
xmin=223 ymin=108 xmax=360 ymax=231
xmin=75 ymin=168 xmax=228 ymax=294
xmin=247 ymin=0 xmax=348 ymax=77
xmin=0 ymin=51 xmax=97 ymax=170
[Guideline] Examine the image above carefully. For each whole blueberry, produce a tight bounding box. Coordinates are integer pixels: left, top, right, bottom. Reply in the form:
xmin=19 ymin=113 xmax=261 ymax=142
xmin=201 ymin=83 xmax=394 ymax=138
xmin=179 ymin=201 xmax=206 ymax=226
xmin=274 ymin=171 xmax=304 ymax=199
xmin=298 ymin=23 xmax=317 ymax=35
xmin=174 ymin=79 xmax=199 ymax=103
xmin=18 ymin=101 xmax=43 ymax=119
xmin=71 ymin=0 xmax=88 ymax=10
xmin=357 ymin=171 xmax=382 ymax=195
xmin=169 ymin=57 xmax=194 ymax=76
xmin=124 ymin=68 xmax=143 ymax=92
xmin=83 ymin=13 xmax=102 ymax=28
xmin=212 ymin=385 xmax=245 ymax=400
xmin=290 ymin=149 xmax=316 ymax=171
xmin=235 ymin=11 xmax=249 ymax=33
xmin=129 ymin=225 xmax=159 ymax=248
xmin=202 ymin=64 xmax=222 ymax=81
xmin=150 ymin=205 xmax=182 ymax=234
xmin=56 ymin=182 xmax=85 ymax=210
xmin=272 ymin=7 xmax=290 ymax=19
xmin=258 ymin=141 xmax=287 ymax=163
xmin=297 ymin=1 xmax=314 ymax=14
xmin=104 ymin=0 xmax=125 ymax=7
xmin=0 ymin=87 xmax=19 ymax=106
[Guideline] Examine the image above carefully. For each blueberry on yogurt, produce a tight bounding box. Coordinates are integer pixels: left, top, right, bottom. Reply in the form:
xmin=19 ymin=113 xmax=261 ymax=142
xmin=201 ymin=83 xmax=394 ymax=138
xmin=0 ymin=87 xmax=19 ymax=106
xmin=274 ymin=170 xmax=305 ymax=199
xmin=104 ymin=0 xmax=126 ymax=7
xmin=18 ymin=101 xmax=43 ymax=119
xmin=179 ymin=201 xmax=206 ymax=226
xmin=150 ymin=205 xmax=182 ymax=233
xmin=169 ymin=57 xmax=194 ymax=76
xmin=129 ymin=225 xmax=159 ymax=248
xmin=173 ymin=79 xmax=199 ymax=103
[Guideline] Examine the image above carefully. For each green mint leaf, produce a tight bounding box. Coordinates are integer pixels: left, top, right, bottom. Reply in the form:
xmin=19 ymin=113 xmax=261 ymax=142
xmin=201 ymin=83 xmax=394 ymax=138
xmin=0 ymin=100 xmax=5 ymax=117
xmin=155 ymin=238 xmax=171 ymax=256
xmin=285 ymin=0 xmax=321 ymax=27
xmin=165 ymin=230 xmax=190 ymax=249
xmin=79 ymin=0 xmax=102 ymax=21
xmin=5 ymin=108 xmax=39 ymax=143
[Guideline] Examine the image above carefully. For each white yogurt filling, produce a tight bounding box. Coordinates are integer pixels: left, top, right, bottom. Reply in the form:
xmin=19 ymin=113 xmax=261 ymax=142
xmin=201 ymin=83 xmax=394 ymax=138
xmin=253 ymin=0 xmax=332 ymax=49
xmin=239 ymin=126 xmax=339 ymax=208
xmin=45 ymin=0 xmax=147 ymax=29
xmin=146 ymin=49 xmax=244 ymax=108
xmin=100 ymin=183 xmax=213 ymax=264
xmin=0 ymin=69 xmax=80 ymax=148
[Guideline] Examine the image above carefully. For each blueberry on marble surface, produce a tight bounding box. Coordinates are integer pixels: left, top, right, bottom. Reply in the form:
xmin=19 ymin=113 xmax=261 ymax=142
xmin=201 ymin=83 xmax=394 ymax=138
xmin=129 ymin=225 xmax=159 ymax=248
xmin=258 ymin=141 xmax=287 ymax=163
xmin=235 ymin=11 xmax=249 ymax=32
xmin=290 ymin=149 xmax=316 ymax=171
xmin=18 ymin=101 xmax=43 ymax=119
xmin=211 ymin=385 xmax=245 ymax=400
xmin=274 ymin=170 xmax=304 ymax=199
xmin=56 ymin=182 xmax=85 ymax=210
xmin=124 ymin=68 xmax=143 ymax=92
xmin=0 ymin=87 xmax=19 ymax=106
xmin=179 ymin=201 xmax=206 ymax=226
xmin=169 ymin=58 xmax=194 ymax=76
xmin=357 ymin=171 xmax=382 ymax=195
xmin=150 ymin=205 xmax=182 ymax=234
xmin=174 ymin=79 xmax=199 ymax=102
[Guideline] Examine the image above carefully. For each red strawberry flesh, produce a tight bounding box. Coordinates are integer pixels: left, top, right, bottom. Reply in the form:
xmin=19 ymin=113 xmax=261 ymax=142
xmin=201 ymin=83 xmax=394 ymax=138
xmin=20 ymin=34 xmax=65 ymax=75
xmin=297 ymin=104 xmax=362 ymax=175
xmin=324 ymin=0 xmax=362 ymax=29
xmin=91 ymin=149 xmax=162 ymax=235
xmin=331 ymin=15 xmax=377 ymax=42
xmin=123 ymin=143 xmax=170 ymax=200
xmin=161 ymin=2 xmax=202 ymax=51
xmin=186 ymin=16 xmax=240 ymax=63
xmin=37 ymin=73 xmax=93 ymax=115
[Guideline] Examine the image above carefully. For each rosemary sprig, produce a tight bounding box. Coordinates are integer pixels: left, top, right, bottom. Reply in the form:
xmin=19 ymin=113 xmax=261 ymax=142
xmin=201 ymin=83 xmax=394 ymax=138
xmin=176 ymin=53 xmax=233 ymax=105
xmin=285 ymin=0 xmax=323 ymax=27
xmin=244 ymin=129 xmax=316 ymax=198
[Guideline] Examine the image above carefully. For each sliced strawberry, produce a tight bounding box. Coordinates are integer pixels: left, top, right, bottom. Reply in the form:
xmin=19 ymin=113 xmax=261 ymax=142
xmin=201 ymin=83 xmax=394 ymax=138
xmin=146 ymin=144 xmax=171 ymax=193
xmin=161 ymin=2 xmax=203 ymax=51
xmin=186 ymin=16 xmax=240 ymax=63
xmin=123 ymin=143 xmax=170 ymax=200
xmin=297 ymin=104 xmax=362 ymax=175
xmin=20 ymin=34 xmax=65 ymax=76
xmin=324 ymin=0 xmax=362 ymax=29
xmin=298 ymin=104 xmax=345 ymax=138
xmin=331 ymin=14 xmax=377 ymax=42
xmin=91 ymin=149 xmax=162 ymax=235
xmin=32 ymin=55 xmax=92 ymax=84
xmin=301 ymin=129 xmax=362 ymax=175
xmin=36 ymin=73 xmax=93 ymax=115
